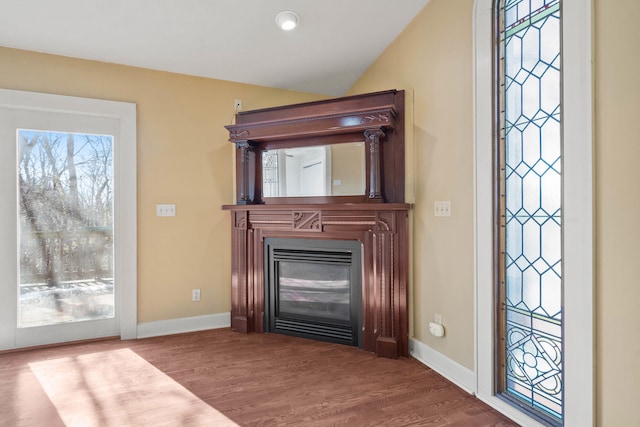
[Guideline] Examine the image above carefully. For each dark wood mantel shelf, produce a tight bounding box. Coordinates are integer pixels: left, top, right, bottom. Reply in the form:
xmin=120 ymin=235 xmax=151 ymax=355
xmin=223 ymin=203 xmax=410 ymax=358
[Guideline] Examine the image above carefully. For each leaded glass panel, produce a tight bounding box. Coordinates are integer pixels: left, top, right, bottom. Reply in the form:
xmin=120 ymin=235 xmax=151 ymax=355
xmin=262 ymin=150 xmax=280 ymax=197
xmin=498 ymin=0 xmax=563 ymax=424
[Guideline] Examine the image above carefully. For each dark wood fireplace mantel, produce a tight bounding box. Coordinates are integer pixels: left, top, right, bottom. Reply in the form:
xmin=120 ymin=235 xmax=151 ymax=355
xmin=223 ymin=90 xmax=409 ymax=358
xmin=223 ymin=203 xmax=409 ymax=358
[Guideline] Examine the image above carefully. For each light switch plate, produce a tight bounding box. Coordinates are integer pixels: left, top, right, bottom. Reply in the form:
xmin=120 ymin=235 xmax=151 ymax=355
xmin=434 ymin=201 xmax=451 ymax=217
xmin=156 ymin=204 xmax=176 ymax=217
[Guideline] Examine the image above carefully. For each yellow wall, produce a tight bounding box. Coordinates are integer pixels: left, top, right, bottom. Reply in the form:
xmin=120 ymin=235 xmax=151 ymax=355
xmin=594 ymin=0 xmax=640 ymax=424
xmin=347 ymin=0 xmax=476 ymax=369
xmin=348 ymin=0 xmax=640 ymax=424
xmin=0 ymin=46 xmax=324 ymax=323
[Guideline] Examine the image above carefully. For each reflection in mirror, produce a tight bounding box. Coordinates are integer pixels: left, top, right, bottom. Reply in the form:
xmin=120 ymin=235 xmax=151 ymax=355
xmin=262 ymin=142 xmax=365 ymax=198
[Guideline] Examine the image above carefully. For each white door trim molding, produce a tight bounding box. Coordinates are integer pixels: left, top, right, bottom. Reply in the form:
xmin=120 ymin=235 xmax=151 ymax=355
xmin=0 ymin=88 xmax=137 ymax=344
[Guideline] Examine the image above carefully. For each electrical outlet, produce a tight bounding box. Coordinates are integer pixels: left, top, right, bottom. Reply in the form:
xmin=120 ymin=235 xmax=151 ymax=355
xmin=156 ymin=204 xmax=176 ymax=217
xmin=429 ymin=322 xmax=445 ymax=337
xmin=234 ymin=99 xmax=242 ymax=111
xmin=434 ymin=201 xmax=451 ymax=217
xmin=192 ymin=289 xmax=201 ymax=301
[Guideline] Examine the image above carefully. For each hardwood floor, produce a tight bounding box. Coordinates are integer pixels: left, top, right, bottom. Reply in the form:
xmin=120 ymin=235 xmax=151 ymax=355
xmin=0 ymin=329 xmax=518 ymax=426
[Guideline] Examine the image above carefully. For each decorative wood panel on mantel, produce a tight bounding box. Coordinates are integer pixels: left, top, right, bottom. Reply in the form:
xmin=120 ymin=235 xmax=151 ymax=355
xmin=222 ymin=203 xmax=410 ymax=358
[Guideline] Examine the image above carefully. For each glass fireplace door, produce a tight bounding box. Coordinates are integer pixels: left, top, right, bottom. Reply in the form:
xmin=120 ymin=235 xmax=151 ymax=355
xmin=265 ymin=238 xmax=362 ymax=347
xmin=277 ymin=261 xmax=351 ymax=325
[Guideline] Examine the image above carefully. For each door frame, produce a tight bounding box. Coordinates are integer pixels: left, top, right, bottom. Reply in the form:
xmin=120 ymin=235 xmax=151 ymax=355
xmin=0 ymin=88 xmax=137 ymax=348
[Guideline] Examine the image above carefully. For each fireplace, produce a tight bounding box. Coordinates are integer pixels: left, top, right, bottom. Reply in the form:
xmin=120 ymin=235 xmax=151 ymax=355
xmin=224 ymin=205 xmax=409 ymax=358
xmin=222 ymin=90 xmax=410 ymax=358
xmin=264 ymin=238 xmax=362 ymax=347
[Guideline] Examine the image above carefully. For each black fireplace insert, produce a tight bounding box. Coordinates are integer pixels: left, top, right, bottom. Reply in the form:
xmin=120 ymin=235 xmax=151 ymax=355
xmin=264 ymin=238 xmax=362 ymax=347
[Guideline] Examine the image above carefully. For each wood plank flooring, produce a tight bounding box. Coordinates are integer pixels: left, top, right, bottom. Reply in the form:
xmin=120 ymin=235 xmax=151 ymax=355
xmin=0 ymin=328 xmax=518 ymax=426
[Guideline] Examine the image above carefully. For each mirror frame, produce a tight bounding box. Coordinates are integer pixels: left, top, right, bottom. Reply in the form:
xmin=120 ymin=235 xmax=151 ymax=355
xmin=225 ymin=90 xmax=405 ymax=205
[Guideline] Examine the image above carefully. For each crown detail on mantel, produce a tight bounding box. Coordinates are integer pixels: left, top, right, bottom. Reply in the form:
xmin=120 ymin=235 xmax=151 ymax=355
xmin=363 ymin=113 xmax=391 ymax=124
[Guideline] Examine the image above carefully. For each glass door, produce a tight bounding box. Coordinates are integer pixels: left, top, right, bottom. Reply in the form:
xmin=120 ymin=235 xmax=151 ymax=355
xmin=0 ymin=103 xmax=127 ymax=349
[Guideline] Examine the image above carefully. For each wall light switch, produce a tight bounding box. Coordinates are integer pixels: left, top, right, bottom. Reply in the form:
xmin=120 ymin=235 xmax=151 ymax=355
xmin=156 ymin=204 xmax=176 ymax=217
xmin=434 ymin=201 xmax=451 ymax=217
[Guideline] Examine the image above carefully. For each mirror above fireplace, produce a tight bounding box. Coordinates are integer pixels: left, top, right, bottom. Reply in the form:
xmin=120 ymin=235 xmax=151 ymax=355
xmin=262 ymin=142 xmax=365 ymax=198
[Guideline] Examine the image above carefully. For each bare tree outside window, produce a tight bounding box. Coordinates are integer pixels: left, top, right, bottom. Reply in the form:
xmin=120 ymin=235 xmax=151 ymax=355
xmin=18 ymin=129 xmax=115 ymax=327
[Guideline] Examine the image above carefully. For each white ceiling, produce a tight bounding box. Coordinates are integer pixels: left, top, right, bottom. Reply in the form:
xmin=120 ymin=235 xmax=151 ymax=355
xmin=0 ymin=0 xmax=429 ymax=96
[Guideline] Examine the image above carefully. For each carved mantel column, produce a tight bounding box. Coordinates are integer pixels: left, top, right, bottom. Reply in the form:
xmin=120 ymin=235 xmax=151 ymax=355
xmin=236 ymin=142 xmax=252 ymax=205
xmin=364 ymin=128 xmax=385 ymax=200
xmin=230 ymin=209 xmax=252 ymax=333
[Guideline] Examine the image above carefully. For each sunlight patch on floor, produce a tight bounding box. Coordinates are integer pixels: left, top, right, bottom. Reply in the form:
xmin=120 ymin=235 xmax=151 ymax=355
xmin=29 ymin=348 xmax=238 ymax=426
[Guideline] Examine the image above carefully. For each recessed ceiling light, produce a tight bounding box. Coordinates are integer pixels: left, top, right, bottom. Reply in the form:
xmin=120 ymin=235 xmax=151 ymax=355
xmin=275 ymin=11 xmax=299 ymax=31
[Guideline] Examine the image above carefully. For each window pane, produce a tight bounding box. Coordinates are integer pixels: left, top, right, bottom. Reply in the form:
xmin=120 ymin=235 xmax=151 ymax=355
xmin=500 ymin=0 xmax=563 ymax=423
xmin=18 ymin=130 xmax=114 ymax=328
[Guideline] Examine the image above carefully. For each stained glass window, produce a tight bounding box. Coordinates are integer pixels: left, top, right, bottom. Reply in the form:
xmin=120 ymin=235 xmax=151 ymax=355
xmin=497 ymin=0 xmax=563 ymax=424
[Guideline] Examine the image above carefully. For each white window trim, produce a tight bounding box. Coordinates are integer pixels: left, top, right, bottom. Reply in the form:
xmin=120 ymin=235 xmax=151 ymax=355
xmin=473 ymin=1 xmax=594 ymax=426
xmin=0 ymin=88 xmax=138 ymax=341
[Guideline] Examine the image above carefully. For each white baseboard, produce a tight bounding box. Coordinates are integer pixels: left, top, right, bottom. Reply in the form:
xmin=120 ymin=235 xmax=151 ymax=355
xmin=409 ymin=337 xmax=477 ymax=394
xmin=137 ymin=312 xmax=231 ymax=339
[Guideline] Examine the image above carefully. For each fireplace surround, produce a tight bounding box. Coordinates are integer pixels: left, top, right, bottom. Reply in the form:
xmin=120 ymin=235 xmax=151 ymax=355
xmin=223 ymin=90 xmax=409 ymax=358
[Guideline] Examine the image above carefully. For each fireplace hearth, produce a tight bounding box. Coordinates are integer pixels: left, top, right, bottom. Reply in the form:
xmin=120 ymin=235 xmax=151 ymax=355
xmin=264 ymin=238 xmax=362 ymax=347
